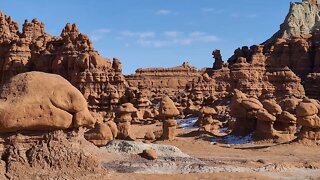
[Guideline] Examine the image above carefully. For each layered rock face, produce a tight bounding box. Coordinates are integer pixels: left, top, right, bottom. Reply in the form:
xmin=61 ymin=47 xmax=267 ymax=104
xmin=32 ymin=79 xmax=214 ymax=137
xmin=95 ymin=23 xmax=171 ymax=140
xmin=195 ymin=46 xmax=305 ymax=101
xmin=193 ymin=0 xmax=320 ymax=101
xmin=126 ymin=62 xmax=201 ymax=98
xmin=0 ymin=12 xmax=127 ymax=113
xmin=266 ymin=0 xmax=320 ymax=43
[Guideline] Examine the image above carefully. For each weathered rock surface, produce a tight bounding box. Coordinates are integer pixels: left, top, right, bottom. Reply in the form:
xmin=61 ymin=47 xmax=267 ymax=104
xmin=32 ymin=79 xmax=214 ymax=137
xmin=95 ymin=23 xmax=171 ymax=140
xmin=231 ymin=89 xmax=298 ymax=141
xmin=84 ymin=122 xmax=116 ymax=146
xmin=115 ymin=103 xmax=137 ymax=140
xmin=266 ymin=0 xmax=320 ymax=43
xmin=0 ymin=12 xmax=127 ymax=115
xmin=296 ymin=98 xmax=320 ymax=143
xmin=126 ymin=62 xmax=201 ymax=98
xmin=103 ymin=140 xmax=190 ymax=158
xmin=159 ymin=96 xmax=179 ymax=140
xmin=0 ymin=130 xmax=106 ymax=179
xmin=0 ymin=72 xmax=95 ymax=133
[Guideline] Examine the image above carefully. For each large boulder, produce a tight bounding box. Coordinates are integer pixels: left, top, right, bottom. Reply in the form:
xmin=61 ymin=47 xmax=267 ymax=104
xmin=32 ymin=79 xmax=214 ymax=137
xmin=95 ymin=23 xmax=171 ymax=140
xmin=296 ymin=102 xmax=318 ymax=117
xmin=0 ymin=72 xmax=95 ymax=133
xmin=297 ymin=115 xmax=320 ymax=128
xmin=84 ymin=123 xmax=115 ymax=146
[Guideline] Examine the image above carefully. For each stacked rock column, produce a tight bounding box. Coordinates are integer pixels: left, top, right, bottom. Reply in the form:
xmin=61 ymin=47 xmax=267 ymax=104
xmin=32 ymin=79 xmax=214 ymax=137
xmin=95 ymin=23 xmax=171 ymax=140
xmin=296 ymin=98 xmax=320 ymax=143
xmin=115 ymin=103 xmax=137 ymax=140
xmin=159 ymin=96 xmax=180 ymax=140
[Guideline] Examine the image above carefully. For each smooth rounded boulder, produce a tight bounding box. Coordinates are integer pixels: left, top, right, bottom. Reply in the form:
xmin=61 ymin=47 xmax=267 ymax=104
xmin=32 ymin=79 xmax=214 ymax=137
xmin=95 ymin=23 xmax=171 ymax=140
xmin=0 ymin=71 xmax=95 ymax=133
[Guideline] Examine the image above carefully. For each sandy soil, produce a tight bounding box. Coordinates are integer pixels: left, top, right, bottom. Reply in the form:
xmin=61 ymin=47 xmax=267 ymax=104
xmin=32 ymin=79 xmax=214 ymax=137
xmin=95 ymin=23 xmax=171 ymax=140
xmin=105 ymin=122 xmax=320 ymax=180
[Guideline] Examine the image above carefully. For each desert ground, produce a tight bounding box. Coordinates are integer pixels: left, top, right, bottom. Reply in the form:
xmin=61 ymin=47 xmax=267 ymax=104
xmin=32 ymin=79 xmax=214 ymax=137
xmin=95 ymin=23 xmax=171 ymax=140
xmin=100 ymin=121 xmax=320 ymax=180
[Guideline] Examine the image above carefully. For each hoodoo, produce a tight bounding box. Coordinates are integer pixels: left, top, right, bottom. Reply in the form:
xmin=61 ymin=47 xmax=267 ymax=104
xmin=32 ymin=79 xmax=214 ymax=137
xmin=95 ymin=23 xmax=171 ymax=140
xmin=0 ymin=0 xmax=319 ymax=179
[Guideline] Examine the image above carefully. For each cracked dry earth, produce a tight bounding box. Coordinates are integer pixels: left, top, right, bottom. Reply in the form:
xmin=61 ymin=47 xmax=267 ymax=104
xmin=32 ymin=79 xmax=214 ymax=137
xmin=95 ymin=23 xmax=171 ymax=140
xmin=104 ymin=123 xmax=320 ymax=180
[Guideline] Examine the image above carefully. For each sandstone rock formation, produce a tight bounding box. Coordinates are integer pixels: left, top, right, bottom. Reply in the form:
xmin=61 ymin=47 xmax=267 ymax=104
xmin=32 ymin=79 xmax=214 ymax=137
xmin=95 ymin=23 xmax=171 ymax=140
xmin=266 ymin=0 xmax=320 ymax=44
xmin=212 ymin=49 xmax=223 ymax=70
xmin=197 ymin=107 xmax=222 ymax=133
xmin=230 ymin=89 xmax=262 ymax=136
xmin=255 ymin=109 xmax=277 ymax=140
xmin=296 ymin=98 xmax=320 ymax=144
xmin=0 ymin=72 xmax=95 ymax=133
xmin=84 ymin=121 xmax=118 ymax=146
xmin=114 ymin=103 xmax=137 ymax=140
xmin=126 ymin=62 xmax=201 ymax=99
xmin=0 ymin=12 xmax=127 ymax=116
xmin=159 ymin=96 xmax=179 ymax=140
xmin=276 ymin=111 xmax=297 ymax=136
xmin=0 ymin=0 xmax=320 ymax=146
xmin=144 ymin=131 xmax=156 ymax=141
xmin=231 ymin=89 xmax=298 ymax=141
xmin=1 ymin=130 xmax=106 ymax=179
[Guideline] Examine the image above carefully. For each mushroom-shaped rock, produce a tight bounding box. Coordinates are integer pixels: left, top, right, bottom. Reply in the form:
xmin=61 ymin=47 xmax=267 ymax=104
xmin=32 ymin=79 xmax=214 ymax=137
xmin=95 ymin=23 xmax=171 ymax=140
xmin=296 ymin=99 xmax=320 ymax=143
xmin=233 ymin=89 xmax=247 ymax=99
xmin=159 ymin=96 xmax=180 ymax=118
xmin=254 ymin=109 xmax=277 ymax=140
xmin=115 ymin=103 xmax=137 ymax=140
xmin=159 ymin=96 xmax=179 ymax=140
xmin=296 ymin=102 xmax=318 ymax=117
xmin=297 ymin=115 xmax=320 ymax=128
xmin=256 ymin=109 xmax=277 ymax=122
xmin=279 ymin=97 xmax=300 ymax=113
xmin=230 ymin=89 xmax=257 ymax=136
xmin=197 ymin=107 xmax=221 ymax=132
xmin=116 ymin=103 xmax=138 ymax=114
xmin=262 ymin=99 xmax=282 ymax=116
xmin=302 ymin=98 xmax=320 ymax=112
xmin=0 ymin=72 xmax=95 ymax=133
xmin=241 ymin=98 xmax=263 ymax=111
xmin=276 ymin=111 xmax=297 ymax=135
xmin=278 ymin=111 xmax=297 ymax=124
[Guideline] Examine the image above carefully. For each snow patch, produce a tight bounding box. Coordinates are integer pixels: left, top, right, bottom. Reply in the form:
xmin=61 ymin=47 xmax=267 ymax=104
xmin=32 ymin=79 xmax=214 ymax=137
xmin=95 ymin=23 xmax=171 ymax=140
xmin=218 ymin=127 xmax=228 ymax=133
xmin=177 ymin=117 xmax=198 ymax=129
xmin=212 ymin=133 xmax=253 ymax=145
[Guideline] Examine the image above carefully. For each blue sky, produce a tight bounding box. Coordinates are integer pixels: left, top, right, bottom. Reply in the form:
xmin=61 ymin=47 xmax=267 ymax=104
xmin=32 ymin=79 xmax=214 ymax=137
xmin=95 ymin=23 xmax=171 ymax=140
xmin=1 ymin=0 xmax=293 ymax=74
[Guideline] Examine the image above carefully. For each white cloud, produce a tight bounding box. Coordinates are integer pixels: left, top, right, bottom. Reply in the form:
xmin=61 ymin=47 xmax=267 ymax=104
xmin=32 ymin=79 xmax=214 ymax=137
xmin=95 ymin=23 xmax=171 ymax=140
xmin=189 ymin=31 xmax=219 ymax=42
xmin=134 ymin=31 xmax=219 ymax=48
xmin=164 ymin=31 xmax=181 ymax=38
xmin=90 ymin=28 xmax=112 ymax=42
xmin=93 ymin=28 xmax=112 ymax=33
xmin=137 ymin=39 xmax=169 ymax=48
xmin=116 ymin=30 xmax=219 ymax=48
xmin=120 ymin=31 xmax=155 ymax=38
xmin=201 ymin=8 xmax=225 ymax=14
xmin=155 ymin=9 xmax=171 ymax=15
